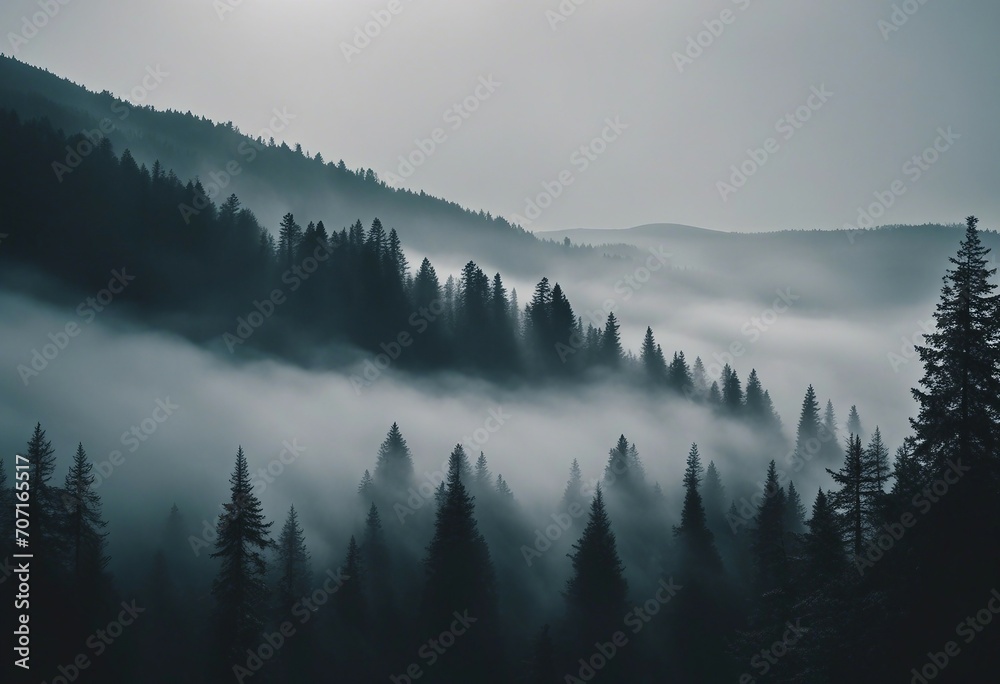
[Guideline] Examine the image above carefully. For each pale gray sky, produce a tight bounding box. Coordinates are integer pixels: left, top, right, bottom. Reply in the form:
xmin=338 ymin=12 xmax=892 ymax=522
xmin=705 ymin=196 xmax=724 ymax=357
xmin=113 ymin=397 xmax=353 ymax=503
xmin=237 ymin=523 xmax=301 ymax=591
xmin=3 ymin=0 xmax=998 ymax=232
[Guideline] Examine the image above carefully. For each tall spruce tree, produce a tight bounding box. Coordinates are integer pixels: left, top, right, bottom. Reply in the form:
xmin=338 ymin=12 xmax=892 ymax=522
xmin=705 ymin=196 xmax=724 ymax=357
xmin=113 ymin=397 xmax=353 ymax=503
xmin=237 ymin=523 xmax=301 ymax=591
xmin=565 ymin=487 xmax=627 ymax=638
xmin=674 ymin=444 xmax=722 ymax=572
xmin=803 ymin=489 xmax=845 ymax=583
xmin=422 ymin=445 xmax=502 ymax=680
xmin=373 ymin=423 xmax=413 ymax=491
xmin=847 ymin=404 xmax=863 ymax=440
xmin=211 ymin=447 xmax=273 ymax=666
xmin=911 ymin=216 xmax=1000 ymax=480
xmin=599 ymin=312 xmax=623 ymax=367
xmin=275 ymin=505 xmax=311 ymax=612
xmin=61 ymin=443 xmax=109 ymax=591
xmin=827 ymin=434 xmax=867 ymax=559
xmin=751 ymin=461 xmax=788 ymax=593
xmin=702 ymin=461 xmax=728 ymax=539
xmin=794 ymin=385 xmax=823 ymax=464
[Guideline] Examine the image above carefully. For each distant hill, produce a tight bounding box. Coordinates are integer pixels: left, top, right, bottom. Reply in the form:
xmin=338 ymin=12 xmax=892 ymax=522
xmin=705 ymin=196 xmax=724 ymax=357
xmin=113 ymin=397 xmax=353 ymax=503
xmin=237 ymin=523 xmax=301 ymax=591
xmin=0 ymin=55 xmax=584 ymax=276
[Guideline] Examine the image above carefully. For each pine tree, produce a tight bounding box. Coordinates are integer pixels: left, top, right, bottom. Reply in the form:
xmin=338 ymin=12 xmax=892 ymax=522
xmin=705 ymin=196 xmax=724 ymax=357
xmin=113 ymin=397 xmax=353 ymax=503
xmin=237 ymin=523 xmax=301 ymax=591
xmin=358 ymin=469 xmax=375 ymax=497
xmin=702 ymin=461 xmax=728 ymax=538
xmin=495 ymin=474 xmax=514 ymax=499
xmin=278 ymin=212 xmax=301 ymax=268
xmin=337 ymin=536 xmax=366 ymax=630
xmin=470 ymin=449 xmax=488 ymax=482
xmin=61 ymin=443 xmax=109 ymax=590
xmin=640 ymin=327 xmax=667 ymax=383
xmin=674 ymin=444 xmax=722 ymax=572
xmin=361 ymin=503 xmax=394 ymax=629
xmin=847 ymin=405 xmax=863 ymax=440
xmin=668 ymin=351 xmax=693 ymax=391
xmin=859 ymin=425 xmax=892 ymax=529
xmin=691 ymin=356 xmax=709 ymax=399
xmin=708 ymin=381 xmax=722 ymax=406
xmin=911 ymin=216 xmax=1000 ymax=480
xmin=565 ymin=487 xmax=627 ymax=638
xmin=422 ymin=445 xmax=501 ymax=678
xmin=784 ymin=481 xmax=806 ymax=536
xmin=820 ymin=399 xmax=841 ymax=462
xmin=561 ymin=459 xmax=585 ymax=510
xmin=211 ymin=447 xmax=273 ymax=664
xmin=752 ymin=461 xmax=787 ymax=592
xmin=373 ymin=423 xmax=413 ymax=491
xmin=803 ymin=489 xmax=845 ymax=582
xmin=827 ymin=434 xmax=867 ymax=559
xmin=599 ymin=312 xmax=623 ymax=367
xmin=26 ymin=423 xmax=59 ymax=548
xmin=275 ymin=506 xmax=311 ymax=612
xmin=721 ymin=364 xmax=743 ymax=413
xmin=794 ymin=385 xmax=823 ymax=463
xmin=744 ymin=369 xmax=767 ymax=416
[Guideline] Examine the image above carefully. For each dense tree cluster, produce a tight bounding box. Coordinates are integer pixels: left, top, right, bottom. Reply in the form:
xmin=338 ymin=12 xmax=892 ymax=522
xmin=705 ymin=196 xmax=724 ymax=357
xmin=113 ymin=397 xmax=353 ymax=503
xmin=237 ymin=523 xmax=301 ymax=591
xmin=3 ymin=100 xmax=999 ymax=680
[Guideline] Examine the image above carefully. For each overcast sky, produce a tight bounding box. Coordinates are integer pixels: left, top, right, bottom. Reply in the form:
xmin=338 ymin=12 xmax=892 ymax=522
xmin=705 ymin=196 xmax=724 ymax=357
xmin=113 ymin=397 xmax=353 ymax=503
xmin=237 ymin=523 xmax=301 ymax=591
xmin=3 ymin=0 xmax=998 ymax=233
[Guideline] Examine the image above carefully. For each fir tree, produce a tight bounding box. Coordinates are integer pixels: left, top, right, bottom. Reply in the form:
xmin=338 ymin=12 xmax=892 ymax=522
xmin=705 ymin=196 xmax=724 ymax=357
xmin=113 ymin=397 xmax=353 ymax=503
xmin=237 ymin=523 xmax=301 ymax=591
xmin=847 ymin=405 xmax=863 ymax=440
xmin=803 ymin=489 xmax=845 ymax=582
xmin=599 ymin=312 xmax=623 ymax=367
xmin=752 ymin=461 xmax=788 ymax=592
xmin=422 ymin=445 xmax=501 ymax=678
xmin=640 ymin=327 xmax=667 ymax=383
xmin=783 ymin=481 xmax=806 ymax=536
xmin=561 ymin=459 xmax=585 ymax=510
xmin=702 ymin=461 xmax=728 ymax=538
xmin=61 ymin=443 xmax=109 ymax=589
xmin=827 ymin=434 xmax=867 ymax=559
xmin=565 ymin=487 xmax=627 ymax=637
xmin=211 ymin=447 xmax=273 ymax=664
xmin=275 ymin=506 xmax=311 ymax=611
xmin=795 ymin=385 xmax=823 ymax=463
xmin=674 ymin=444 xmax=722 ymax=572
xmin=373 ymin=423 xmax=413 ymax=491
xmin=911 ymin=217 xmax=1000 ymax=480
xmin=668 ymin=350 xmax=693 ymax=391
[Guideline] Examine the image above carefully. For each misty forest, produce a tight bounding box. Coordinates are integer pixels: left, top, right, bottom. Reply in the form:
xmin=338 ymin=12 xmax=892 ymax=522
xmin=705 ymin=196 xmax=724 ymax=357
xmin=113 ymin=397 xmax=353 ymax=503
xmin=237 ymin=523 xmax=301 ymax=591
xmin=2 ymin=7 xmax=1000 ymax=683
